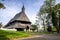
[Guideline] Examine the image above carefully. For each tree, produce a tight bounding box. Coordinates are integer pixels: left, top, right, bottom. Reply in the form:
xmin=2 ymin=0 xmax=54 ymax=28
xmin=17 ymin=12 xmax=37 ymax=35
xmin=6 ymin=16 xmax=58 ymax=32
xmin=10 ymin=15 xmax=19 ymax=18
xmin=37 ymin=0 xmax=60 ymax=33
xmin=40 ymin=14 xmax=46 ymax=31
xmin=51 ymin=3 xmax=60 ymax=33
xmin=31 ymin=24 xmax=38 ymax=32
xmin=37 ymin=0 xmax=56 ymax=32
xmin=0 ymin=3 xmax=5 ymax=9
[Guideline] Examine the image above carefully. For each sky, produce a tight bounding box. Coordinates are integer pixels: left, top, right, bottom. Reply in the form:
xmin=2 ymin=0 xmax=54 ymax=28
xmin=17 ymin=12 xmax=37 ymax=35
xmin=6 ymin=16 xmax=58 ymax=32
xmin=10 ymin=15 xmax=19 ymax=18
xmin=0 ymin=0 xmax=60 ymax=26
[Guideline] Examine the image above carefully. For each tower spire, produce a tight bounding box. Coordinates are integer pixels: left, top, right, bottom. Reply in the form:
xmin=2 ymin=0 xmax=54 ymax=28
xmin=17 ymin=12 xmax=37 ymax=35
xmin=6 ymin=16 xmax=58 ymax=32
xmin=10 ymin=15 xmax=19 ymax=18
xmin=22 ymin=4 xmax=25 ymax=12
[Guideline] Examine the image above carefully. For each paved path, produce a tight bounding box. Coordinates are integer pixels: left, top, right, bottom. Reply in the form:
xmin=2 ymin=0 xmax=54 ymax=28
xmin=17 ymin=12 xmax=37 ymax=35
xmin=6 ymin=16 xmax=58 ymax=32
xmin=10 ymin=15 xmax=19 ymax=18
xmin=15 ymin=34 xmax=60 ymax=40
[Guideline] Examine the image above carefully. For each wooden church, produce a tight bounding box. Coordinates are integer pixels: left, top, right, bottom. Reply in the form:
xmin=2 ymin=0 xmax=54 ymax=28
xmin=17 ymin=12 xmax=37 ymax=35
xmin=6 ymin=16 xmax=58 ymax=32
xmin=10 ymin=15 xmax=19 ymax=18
xmin=4 ymin=5 xmax=32 ymax=31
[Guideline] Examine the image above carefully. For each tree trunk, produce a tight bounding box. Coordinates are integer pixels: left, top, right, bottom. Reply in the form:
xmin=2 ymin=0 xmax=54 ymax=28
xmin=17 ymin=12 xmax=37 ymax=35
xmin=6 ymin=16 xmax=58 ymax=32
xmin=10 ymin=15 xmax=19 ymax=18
xmin=42 ymin=19 xmax=45 ymax=32
xmin=55 ymin=26 xmax=60 ymax=33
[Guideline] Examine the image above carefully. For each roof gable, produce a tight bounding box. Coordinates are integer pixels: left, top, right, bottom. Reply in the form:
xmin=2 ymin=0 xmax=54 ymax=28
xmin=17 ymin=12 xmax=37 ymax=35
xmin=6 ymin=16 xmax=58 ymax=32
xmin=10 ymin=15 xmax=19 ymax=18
xmin=10 ymin=12 xmax=30 ymax=22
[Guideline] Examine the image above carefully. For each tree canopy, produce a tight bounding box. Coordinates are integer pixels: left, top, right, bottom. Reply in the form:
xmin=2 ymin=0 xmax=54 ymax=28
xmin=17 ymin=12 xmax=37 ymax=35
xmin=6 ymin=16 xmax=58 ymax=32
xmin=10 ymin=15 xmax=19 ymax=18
xmin=37 ymin=0 xmax=60 ymax=33
xmin=0 ymin=3 xmax=5 ymax=9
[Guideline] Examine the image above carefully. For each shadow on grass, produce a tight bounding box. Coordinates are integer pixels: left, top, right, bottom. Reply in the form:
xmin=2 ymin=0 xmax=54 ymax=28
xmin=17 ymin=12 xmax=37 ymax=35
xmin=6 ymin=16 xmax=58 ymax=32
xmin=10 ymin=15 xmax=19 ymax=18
xmin=0 ymin=35 xmax=10 ymax=40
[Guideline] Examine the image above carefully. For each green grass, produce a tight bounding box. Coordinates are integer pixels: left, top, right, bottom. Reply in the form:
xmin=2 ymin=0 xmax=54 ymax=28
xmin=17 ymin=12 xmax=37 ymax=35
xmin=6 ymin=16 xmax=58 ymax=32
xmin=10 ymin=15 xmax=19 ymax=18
xmin=0 ymin=30 xmax=54 ymax=40
xmin=0 ymin=30 xmax=31 ymax=40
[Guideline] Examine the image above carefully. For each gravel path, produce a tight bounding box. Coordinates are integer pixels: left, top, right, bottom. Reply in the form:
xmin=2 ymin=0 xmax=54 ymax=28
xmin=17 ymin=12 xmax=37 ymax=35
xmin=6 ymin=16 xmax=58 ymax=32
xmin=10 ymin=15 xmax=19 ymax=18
xmin=15 ymin=34 xmax=60 ymax=40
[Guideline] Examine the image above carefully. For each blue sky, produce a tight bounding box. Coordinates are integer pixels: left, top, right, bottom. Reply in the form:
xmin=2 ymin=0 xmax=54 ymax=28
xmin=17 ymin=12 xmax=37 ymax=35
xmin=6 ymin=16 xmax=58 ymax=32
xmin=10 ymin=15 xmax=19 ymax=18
xmin=0 ymin=0 xmax=60 ymax=25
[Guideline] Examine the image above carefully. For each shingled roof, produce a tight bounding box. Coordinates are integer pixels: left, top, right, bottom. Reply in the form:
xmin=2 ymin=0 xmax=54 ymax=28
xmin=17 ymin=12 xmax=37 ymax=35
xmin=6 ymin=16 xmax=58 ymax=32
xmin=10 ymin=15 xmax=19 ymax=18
xmin=10 ymin=5 xmax=30 ymax=22
xmin=4 ymin=5 xmax=31 ymax=27
xmin=10 ymin=12 xmax=30 ymax=22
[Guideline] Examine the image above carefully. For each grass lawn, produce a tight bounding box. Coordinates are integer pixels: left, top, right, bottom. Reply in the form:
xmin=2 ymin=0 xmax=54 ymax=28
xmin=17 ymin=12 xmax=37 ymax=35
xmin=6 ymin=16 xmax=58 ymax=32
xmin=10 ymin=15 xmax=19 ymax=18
xmin=0 ymin=30 xmax=55 ymax=40
xmin=0 ymin=30 xmax=31 ymax=40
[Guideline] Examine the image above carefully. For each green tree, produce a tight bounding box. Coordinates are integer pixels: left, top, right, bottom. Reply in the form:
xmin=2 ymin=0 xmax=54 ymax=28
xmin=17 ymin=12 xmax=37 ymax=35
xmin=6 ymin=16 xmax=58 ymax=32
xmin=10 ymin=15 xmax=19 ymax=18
xmin=52 ymin=3 xmax=60 ymax=33
xmin=38 ymin=0 xmax=60 ymax=33
xmin=0 ymin=3 xmax=5 ymax=9
xmin=31 ymin=24 xmax=38 ymax=32
xmin=37 ymin=0 xmax=56 ymax=32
